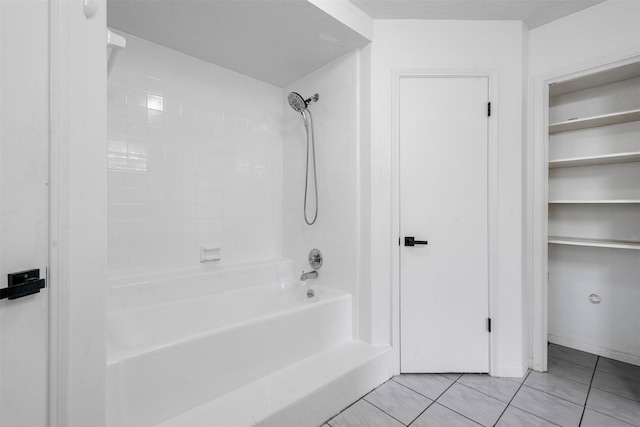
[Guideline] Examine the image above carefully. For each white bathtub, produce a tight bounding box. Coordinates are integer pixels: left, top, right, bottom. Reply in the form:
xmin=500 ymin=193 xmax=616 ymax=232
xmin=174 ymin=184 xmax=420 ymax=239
xmin=106 ymin=280 xmax=352 ymax=427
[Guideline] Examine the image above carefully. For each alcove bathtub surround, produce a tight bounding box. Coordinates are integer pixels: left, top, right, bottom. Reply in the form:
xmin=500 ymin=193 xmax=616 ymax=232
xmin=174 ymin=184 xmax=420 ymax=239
xmin=106 ymin=32 xmax=390 ymax=427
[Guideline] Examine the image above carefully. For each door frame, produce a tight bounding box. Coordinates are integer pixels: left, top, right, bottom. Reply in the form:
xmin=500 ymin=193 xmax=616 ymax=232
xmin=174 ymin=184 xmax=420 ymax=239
xmin=529 ymin=50 xmax=640 ymax=373
xmin=391 ymin=70 xmax=498 ymax=375
xmin=49 ymin=0 xmax=108 ymax=425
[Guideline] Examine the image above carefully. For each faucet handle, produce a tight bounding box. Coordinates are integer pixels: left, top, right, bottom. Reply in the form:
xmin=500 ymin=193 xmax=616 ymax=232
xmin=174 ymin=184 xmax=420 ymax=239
xmin=308 ymin=248 xmax=323 ymax=269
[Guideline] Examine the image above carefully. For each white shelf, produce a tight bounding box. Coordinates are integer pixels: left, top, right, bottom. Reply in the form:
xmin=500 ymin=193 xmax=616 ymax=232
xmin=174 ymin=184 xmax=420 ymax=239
xmin=549 ymin=109 xmax=640 ymax=134
xmin=548 ymin=199 xmax=640 ymax=204
xmin=549 ymin=152 xmax=640 ymax=168
xmin=548 ymin=236 xmax=640 ymax=250
xmin=549 ymin=63 xmax=640 ymax=96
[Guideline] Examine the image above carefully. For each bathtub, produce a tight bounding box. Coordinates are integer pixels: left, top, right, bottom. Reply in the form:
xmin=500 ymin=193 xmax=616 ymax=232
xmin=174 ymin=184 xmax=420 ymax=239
xmin=106 ymin=279 xmax=352 ymax=427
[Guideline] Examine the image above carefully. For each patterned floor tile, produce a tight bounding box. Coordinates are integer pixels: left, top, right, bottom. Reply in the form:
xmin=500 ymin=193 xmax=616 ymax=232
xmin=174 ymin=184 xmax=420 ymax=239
xmin=437 ymin=383 xmax=507 ymax=426
xmin=323 ymin=348 xmax=640 ymax=427
xmin=495 ymin=405 xmax=560 ymax=427
xmin=547 ymin=344 xmax=597 ymax=369
xmin=411 ymin=403 xmax=481 ymax=427
xmin=327 ymin=399 xmax=404 ymax=427
xmin=586 ymin=388 xmax=640 ymax=426
xmin=580 ymin=409 xmax=637 ymax=427
xmin=441 ymin=373 xmax=463 ymax=381
xmin=364 ymin=379 xmax=432 ymax=425
xmin=524 ymin=371 xmax=589 ymax=405
xmin=510 ymin=385 xmax=583 ymax=427
xmin=547 ymin=356 xmax=594 ymax=385
xmin=458 ymin=374 xmax=522 ymax=403
xmin=596 ymin=357 xmax=640 ymax=381
xmin=392 ymin=374 xmax=453 ymax=400
xmin=591 ymin=369 xmax=640 ymax=402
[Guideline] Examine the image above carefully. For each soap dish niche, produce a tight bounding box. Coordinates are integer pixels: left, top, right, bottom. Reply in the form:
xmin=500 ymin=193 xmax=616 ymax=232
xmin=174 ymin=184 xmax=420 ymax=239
xmin=200 ymin=246 xmax=221 ymax=262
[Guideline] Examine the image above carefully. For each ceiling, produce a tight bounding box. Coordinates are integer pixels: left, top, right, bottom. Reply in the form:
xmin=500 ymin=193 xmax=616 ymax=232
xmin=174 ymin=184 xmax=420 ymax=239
xmin=108 ymin=0 xmax=607 ymax=88
xmin=348 ymin=0 xmax=606 ymax=29
xmin=107 ymin=0 xmax=370 ymax=87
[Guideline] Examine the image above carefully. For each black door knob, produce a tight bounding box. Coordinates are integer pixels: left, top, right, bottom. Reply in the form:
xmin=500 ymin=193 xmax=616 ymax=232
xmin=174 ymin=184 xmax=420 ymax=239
xmin=1 ymin=269 xmax=45 ymax=300
xmin=405 ymin=236 xmax=428 ymax=246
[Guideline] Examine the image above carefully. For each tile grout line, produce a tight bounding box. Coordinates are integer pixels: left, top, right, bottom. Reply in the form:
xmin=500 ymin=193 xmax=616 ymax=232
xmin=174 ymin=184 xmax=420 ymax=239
xmin=581 ymin=357 xmax=640 ymax=426
xmin=392 ymin=378 xmax=447 ymax=426
xmin=509 ymin=383 xmax=588 ymax=424
xmin=519 ymin=377 xmax=592 ymax=408
xmin=548 ymin=344 xmax=600 ymax=370
xmin=402 ymin=374 xmax=464 ymax=426
xmin=491 ymin=370 xmax=531 ymax=426
xmin=595 ymin=361 xmax=640 ymax=382
xmin=390 ymin=374 xmax=453 ymax=401
xmin=502 ymin=397 xmax=565 ymax=427
xmin=588 ymin=369 xmax=640 ymax=402
xmin=324 ymin=382 xmax=385 ymax=427
xmin=456 ymin=376 xmax=524 ymax=404
xmin=507 ymin=383 xmax=576 ymax=426
xmin=407 ymin=375 xmax=490 ymax=427
xmin=578 ymin=356 xmax=599 ymax=426
xmin=547 ymin=355 xmax=597 ymax=386
xmin=523 ymin=368 xmax=594 ymax=406
xmin=360 ymin=398 xmax=409 ymax=426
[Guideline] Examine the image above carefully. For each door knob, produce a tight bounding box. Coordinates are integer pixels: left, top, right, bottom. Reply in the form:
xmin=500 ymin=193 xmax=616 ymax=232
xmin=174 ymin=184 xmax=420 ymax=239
xmin=0 ymin=269 xmax=45 ymax=300
xmin=405 ymin=236 xmax=428 ymax=247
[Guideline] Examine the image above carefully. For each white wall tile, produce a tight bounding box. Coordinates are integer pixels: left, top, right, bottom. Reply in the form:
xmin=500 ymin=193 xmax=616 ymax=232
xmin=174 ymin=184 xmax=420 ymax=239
xmin=107 ymin=33 xmax=283 ymax=279
xmin=283 ymin=51 xmax=361 ymax=336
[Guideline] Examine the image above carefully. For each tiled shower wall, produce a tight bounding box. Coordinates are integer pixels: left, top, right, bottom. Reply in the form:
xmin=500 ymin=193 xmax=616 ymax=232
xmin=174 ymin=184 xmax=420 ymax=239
xmin=283 ymin=51 xmax=361 ymax=332
xmin=107 ymin=34 xmax=283 ymax=279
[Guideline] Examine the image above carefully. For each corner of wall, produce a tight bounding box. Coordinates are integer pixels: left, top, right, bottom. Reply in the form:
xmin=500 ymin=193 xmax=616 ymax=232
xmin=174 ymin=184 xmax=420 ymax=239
xmin=306 ymin=0 xmax=374 ymax=41
xmin=357 ymin=44 xmax=373 ymax=343
xmin=521 ymin=18 xmax=533 ymax=374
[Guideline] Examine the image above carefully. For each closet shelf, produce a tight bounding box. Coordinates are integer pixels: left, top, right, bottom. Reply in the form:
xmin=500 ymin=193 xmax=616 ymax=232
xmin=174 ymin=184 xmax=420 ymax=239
xmin=549 ymin=151 xmax=640 ymax=168
xmin=548 ymin=199 xmax=640 ymax=204
xmin=548 ymin=236 xmax=640 ymax=250
xmin=549 ymin=109 xmax=640 ymax=134
xmin=549 ymin=63 xmax=640 ymax=96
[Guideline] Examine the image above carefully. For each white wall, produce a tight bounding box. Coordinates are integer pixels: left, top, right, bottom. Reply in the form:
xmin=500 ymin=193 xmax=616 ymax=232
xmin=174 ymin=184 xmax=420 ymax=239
xmin=283 ymin=50 xmax=363 ymax=336
xmin=370 ymin=20 xmax=527 ymax=376
xmin=107 ymin=34 xmax=283 ymax=280
xmin=527 ymin=0 xmax=640 ymax=370
xmin=529 ymin=0 xmax=640 ymax=77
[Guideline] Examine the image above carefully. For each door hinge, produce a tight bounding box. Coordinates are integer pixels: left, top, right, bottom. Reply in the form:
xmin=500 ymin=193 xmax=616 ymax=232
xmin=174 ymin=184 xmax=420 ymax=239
xmin=487 ymin=318 xmax=492 ymax=333
xmin=487 ymin=102 xmax=491 ymax=117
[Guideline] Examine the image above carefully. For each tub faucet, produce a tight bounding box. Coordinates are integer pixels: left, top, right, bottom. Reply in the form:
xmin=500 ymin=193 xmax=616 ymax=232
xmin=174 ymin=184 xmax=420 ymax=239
xmin=301 ymin=270 xmax=318 ymax=281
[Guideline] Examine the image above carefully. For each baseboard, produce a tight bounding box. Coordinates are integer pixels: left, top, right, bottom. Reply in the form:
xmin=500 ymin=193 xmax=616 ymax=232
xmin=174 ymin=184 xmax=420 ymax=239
xmin=548 ymin=335 xmax=640 ymax=367
xmin=493 ymin=363 xmax=529 ymax=379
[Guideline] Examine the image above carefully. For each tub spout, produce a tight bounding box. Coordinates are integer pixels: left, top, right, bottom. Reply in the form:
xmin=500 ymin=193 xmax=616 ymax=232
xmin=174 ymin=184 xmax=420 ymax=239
xmin=301 ymin=270 xmax=318 ymax=281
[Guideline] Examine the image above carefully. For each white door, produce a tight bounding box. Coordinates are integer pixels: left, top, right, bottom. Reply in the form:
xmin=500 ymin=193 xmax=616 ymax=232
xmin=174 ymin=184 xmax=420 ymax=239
xmin=399 ymin=76 xmax=489 ymax=373
xmin=0 ymin=1 xmax=50 ymax=425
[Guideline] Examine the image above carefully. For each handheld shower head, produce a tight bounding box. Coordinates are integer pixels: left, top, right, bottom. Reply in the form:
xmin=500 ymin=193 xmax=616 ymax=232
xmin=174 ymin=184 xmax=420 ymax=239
xmin=288 ymin=92 xmax=306 ymax=113
xmin=288 ymin=92 xmax=319 ymax=113
xmin=288 ymin=91 xmax=320 ymax=225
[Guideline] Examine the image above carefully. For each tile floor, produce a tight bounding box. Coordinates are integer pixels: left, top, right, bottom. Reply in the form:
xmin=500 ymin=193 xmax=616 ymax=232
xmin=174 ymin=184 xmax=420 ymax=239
xmin=323 ymin=344 xmax=640 ymax=427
